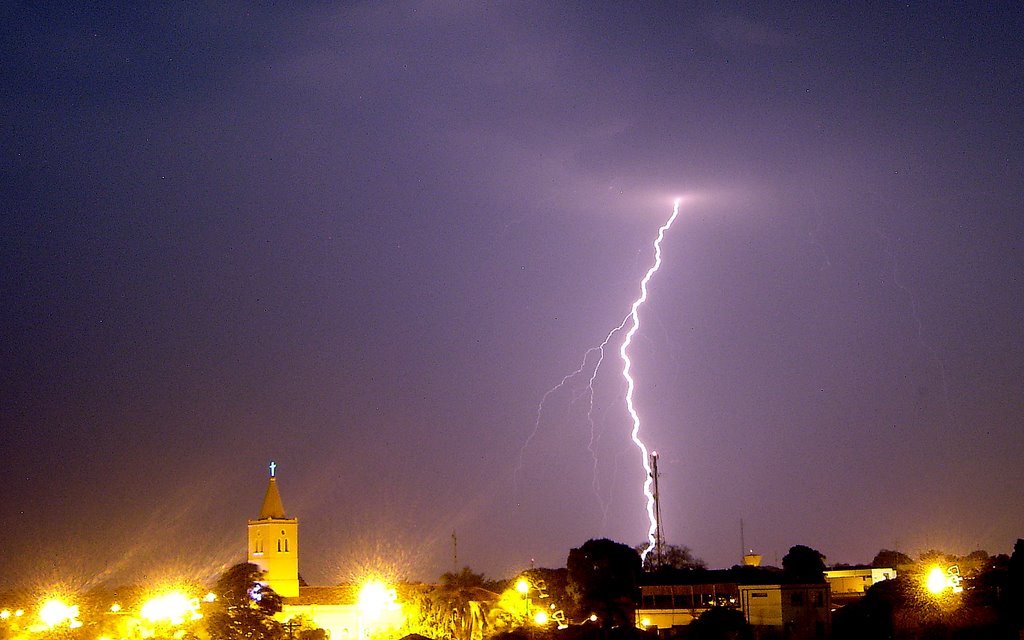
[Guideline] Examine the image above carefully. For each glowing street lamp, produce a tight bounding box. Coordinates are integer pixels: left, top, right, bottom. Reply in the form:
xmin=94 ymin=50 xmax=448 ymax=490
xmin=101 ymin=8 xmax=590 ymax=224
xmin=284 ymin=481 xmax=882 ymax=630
xmin=357 ymin=580 xmax=401 ymax=640
xmin=515 ymin=579 xmax=530 ymax=623
xmin=357 ymin=580 xmax=398 ymax=620
xmin=925 ymin=567 xmax=947 ymax=594
xmin=38 ymin=599 xmax=82 ymax=629
xmin=140 ymin=592 xmax=203 ymax=625
xmin=925 ymin=565 xmax=964 ymax=595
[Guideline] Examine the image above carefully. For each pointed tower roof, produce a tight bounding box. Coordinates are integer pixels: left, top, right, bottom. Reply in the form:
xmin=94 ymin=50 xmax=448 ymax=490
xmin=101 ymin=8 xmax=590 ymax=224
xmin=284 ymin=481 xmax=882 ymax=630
xmin=258 ymin=475 xmax=287 ymax=520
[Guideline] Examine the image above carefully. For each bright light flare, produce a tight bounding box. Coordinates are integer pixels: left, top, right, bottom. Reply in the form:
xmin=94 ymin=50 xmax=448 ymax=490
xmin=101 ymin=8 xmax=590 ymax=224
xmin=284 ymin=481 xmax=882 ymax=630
xmin=925 ymin=565 xmax=963 ymax=595
xmin=357 ymin=580 xmax=398 ymax=620
xmin=38 ymin=599 xmax=81 ymax=629
xmin=925 ymin=566 xmax=947 ymax=594
xmin=621 ymin=198 xmax=682 ymax=562
xmin=140 ymin=592 xmax=202 ymax=624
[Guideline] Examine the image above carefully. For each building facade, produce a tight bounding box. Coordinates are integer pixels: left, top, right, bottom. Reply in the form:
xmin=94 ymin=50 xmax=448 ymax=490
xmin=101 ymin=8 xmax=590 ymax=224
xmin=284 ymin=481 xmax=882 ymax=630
xmin=738 ymin=584 xmax=830 ymax=640
xmin=824 ymin=567 xmax=895 ymax=605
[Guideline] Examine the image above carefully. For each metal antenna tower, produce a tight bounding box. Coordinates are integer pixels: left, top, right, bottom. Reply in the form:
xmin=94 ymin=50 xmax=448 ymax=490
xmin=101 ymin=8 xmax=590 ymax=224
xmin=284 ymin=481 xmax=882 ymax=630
xmin=650 ymin=451 xmax=665 ymax=568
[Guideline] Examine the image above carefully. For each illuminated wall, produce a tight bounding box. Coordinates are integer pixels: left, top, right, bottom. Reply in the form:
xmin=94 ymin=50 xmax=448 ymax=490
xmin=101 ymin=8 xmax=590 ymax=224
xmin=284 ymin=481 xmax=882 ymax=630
xmin=248 ymin=517 xmax=299 ymax=597
xmin=825 ymin=567 xmax=895 ymax=597
xmin=739 ymin=584 xmax=830 ymax=640
xmin=278 ymin=600 xmax=406 ymax=640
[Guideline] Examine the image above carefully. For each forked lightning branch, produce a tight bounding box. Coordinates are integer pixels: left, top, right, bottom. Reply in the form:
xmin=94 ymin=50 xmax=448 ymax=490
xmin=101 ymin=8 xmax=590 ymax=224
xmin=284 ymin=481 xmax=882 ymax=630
xmin=526 ymin=198 xmax=683 ymax=563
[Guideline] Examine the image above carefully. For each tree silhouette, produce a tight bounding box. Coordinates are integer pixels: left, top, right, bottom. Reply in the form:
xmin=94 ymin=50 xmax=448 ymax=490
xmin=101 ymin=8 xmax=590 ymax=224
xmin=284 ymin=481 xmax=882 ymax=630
xmin=688 ymin=607 xmax=752 ymax=640
xmin=566 ymin=539 xmax=640 ymax=628
xmin=636 ymin=543 xmax=706 ymax=572
xmin=871 ymin=549 xmax=912 ymax=569
xmin=206 ymin=563 xmax=283 ymax=640
xmin=781 ymin=545 xmax=826 ymax=584
xmin=1008 ymin=539 xmax=1024 ymax=630
xmin=440 ymin=567 xmax=488 ymax=590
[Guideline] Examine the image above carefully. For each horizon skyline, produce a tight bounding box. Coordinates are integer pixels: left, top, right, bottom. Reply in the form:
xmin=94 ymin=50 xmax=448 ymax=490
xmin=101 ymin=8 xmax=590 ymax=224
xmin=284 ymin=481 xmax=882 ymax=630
xmin=4 ymin=3 xmax=1021 ymax=589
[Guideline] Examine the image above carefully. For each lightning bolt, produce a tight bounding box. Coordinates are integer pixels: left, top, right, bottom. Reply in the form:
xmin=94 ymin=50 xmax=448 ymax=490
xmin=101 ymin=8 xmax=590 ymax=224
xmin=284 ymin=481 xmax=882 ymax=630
xmin=519 ymin=198 xmax=683 ymax=562
xmin=622 ymin=197 xmax=682 ymax=563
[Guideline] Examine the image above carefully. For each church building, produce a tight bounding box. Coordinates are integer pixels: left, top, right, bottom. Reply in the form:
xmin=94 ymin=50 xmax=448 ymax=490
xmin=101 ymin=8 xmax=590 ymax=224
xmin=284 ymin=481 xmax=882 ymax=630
xmin=247 ymin=464 xmax=407 ymax=640
xmin=248 ymin=463 xmax=300 ymax=597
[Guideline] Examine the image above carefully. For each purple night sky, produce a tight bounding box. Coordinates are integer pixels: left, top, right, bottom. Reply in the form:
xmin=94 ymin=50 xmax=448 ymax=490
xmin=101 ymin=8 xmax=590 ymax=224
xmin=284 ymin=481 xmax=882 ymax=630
xmin=2 ymin=3 xmax=1022 ymax=588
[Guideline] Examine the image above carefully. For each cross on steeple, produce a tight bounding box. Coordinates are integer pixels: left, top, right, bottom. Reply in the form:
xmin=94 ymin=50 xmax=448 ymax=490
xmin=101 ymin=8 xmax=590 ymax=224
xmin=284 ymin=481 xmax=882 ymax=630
xmin=269 ymin=461 xmax=277 ymax=477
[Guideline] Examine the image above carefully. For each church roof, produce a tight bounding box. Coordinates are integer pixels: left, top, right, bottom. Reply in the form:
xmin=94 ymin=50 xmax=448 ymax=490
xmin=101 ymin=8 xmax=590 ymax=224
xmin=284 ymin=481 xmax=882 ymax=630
xmin=257 ymin=476 xmax=288 ymax=519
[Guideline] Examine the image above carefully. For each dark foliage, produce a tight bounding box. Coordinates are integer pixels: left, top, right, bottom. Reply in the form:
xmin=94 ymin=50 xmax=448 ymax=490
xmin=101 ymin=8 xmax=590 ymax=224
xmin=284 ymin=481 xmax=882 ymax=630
xmin=781 ymin=545 xmax=826 ymax=584
xmin=688 ymin=607 xmax=752 ymax=640
xmin=636 ymin=543 xmax=706 ymax=573
xmin=567 ymin=539 xmax=641 ymax=629
xmin=206 ymin=563 xmax=283 ymax=640
xmin=873 ymin=549 xmax=914 ymax=569
xmin=1008 ymin=539 xmax=1024 ymax=630
xmin=440 ymin=567 xmax=488 ymax=590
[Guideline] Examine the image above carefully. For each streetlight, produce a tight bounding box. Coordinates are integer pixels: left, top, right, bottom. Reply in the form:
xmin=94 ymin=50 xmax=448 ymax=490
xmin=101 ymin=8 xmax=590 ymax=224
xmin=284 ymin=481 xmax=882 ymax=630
xmin=515 ymin=579 xmax=531 ymax=626
xmin=38 ymin=599 xmax=81 ymax=630
xmin=925 ymin=565 xmax=963 ymax=596
xmin=140 ymin=591 xmax=203 ymax=625
xmin=357 ymin=579 xmax=400 ymax=639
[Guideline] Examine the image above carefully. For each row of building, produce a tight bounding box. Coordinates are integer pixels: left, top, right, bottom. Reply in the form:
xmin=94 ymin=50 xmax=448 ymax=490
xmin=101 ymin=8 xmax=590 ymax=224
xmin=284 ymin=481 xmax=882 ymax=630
xmin=249 ymin=467 xmax=895 ymax=640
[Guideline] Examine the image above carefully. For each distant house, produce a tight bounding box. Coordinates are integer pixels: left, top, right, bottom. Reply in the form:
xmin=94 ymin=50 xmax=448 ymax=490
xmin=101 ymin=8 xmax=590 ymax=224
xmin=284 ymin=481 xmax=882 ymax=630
xmin=824 ymin=567 xmax=896 ymax=606
xmin=637 ymin=567 xmax=832 ymax=640
xmin=738 ymin=583 xmax=830 ymax=640
xmin=637 ymin=582 xmax=739 ymax=629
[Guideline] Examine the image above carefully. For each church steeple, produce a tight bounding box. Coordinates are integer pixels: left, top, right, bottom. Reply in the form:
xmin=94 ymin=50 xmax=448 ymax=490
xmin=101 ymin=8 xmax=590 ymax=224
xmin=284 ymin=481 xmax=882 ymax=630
xmin=247 ymin=461 xmax=299 ymax=597
xmin=258 ymin=476 xmax=287 ymax=519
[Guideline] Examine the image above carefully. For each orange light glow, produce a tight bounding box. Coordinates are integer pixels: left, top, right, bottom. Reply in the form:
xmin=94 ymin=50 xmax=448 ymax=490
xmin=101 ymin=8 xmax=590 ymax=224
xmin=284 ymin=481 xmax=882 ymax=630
xmin=357 ymin=580 xmax=398 ymax=620
xmin=39 ymin=599 xmax=81 ymax=629
xmin=140 ymin=592 xmax=202 ymax=624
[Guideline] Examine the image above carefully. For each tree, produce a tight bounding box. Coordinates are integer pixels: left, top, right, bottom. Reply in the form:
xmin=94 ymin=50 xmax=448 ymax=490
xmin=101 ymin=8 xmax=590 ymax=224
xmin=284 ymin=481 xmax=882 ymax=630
xmin=918 ymin=549 xmax=954 ymax=566
xmin=871 ymin=549 xmax=912 ymax=569
xmin=406 ymin=568 xmax=500 ymax=640
xmin=440 ymin=567 xmax=487 ymax=590
xmin=566 ymin=539 xmax=641 ymax=628
xmin=688 ymin=607 xmax=752 ymax=640
xmin=206 ymin=563 xmax=283 ymax=640
xmin=636 ymin=543 xmax=706 ymax=572
xmin=1008 ymin=539 xmax=1024 ymax=630
xmin=781 ymin=545 xmax=826 ymax=584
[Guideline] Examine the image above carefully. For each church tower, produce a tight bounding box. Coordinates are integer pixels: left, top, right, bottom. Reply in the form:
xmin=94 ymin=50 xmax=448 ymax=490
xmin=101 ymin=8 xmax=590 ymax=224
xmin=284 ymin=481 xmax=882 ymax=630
xmin=248 ymin=462 xmax=299 ymax=597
